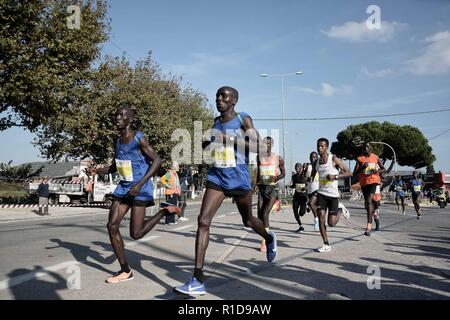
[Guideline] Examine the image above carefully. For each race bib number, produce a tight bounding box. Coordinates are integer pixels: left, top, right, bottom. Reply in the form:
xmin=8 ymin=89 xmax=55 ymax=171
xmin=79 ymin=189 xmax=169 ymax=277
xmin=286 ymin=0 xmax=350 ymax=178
xmin=213 ymin=146 xmax=236 ymax=168
xmin=413 ymin=185 xmax=421 ymax=192
xmin=364 ymin=163 xmax=376 ymax=175
xmin=319 ymin=178 xmax=333 ymax=189
xmin=115 ymin=159 xmax=133 ymax=182
xmin=395 ymin=185 xmax=403 ymax=192
xmin=295 ymin=183 xmax=306 ymax=193
xmin=260 ymin=165 xmax=276 ymax=176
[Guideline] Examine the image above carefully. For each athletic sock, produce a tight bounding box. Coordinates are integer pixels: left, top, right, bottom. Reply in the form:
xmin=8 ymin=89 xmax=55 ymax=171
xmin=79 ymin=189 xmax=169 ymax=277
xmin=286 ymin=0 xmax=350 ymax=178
xmin=120 ymin=263 xmax=131 ymax=273
xmin=324 ymin=241 xmax=329 ymax=246
xmin=265 ymin=227 xmax=270 ymax=233
xmin=367 ymin=223 xmax=372 ymax=231
xmin=194 ymin=268 xmax=205 ymax=282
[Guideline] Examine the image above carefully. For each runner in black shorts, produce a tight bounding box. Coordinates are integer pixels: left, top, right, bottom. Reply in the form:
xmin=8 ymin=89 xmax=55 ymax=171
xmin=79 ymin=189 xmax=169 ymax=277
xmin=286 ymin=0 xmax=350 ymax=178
xmin=291 ymin=163 xmax=308 ymax=233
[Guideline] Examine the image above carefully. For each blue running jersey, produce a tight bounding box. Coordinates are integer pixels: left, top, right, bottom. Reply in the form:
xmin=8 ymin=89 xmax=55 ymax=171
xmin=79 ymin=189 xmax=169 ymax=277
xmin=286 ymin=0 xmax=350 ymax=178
xmin=112 ymin=131 xmax=154 ymax=201
xmin=207 ymin=112 xmax=252 ymax=191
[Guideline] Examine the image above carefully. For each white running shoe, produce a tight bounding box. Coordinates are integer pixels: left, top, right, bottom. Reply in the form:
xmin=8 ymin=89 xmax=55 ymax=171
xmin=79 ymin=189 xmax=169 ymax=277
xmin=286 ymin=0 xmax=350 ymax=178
xmin=178 ymin=217 xmax=189 ymax=221
xmin=339 ymin=202 xmax=350 ymax=219
xmin=317 ymin=244 xmax=331 ymax=253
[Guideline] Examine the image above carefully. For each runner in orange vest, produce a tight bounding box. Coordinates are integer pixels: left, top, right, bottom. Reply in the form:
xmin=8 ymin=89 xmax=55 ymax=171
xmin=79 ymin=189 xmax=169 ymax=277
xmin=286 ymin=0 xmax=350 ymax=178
xmin=256 ymin=136 xmax=285 ymax=252
xmin=353 ymin=142 xmax=386 ymax=236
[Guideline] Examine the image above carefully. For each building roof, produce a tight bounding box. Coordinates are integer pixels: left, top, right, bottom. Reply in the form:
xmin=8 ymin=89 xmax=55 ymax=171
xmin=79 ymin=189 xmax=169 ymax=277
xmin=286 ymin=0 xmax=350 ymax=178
xmin=22 ymin=161 xmax=80 ymax=178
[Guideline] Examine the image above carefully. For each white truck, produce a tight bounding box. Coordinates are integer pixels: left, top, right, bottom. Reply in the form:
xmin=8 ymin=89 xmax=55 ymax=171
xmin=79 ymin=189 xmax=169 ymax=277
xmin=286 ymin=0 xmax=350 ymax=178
xmin=29 ymin=173 xmax=119 ymax=206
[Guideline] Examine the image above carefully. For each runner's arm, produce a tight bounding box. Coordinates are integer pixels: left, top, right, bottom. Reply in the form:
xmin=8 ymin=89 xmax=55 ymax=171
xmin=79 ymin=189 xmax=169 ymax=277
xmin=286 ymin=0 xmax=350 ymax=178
xmin=274 ymin=156 xmax=285 ymax=182
xmin=376 ymin=158 xmax=386 ymax=175
xmin=256 ymin=155 xmax=261 ymax=184
xmin=328 ymin=156 xmax=353 ymax=180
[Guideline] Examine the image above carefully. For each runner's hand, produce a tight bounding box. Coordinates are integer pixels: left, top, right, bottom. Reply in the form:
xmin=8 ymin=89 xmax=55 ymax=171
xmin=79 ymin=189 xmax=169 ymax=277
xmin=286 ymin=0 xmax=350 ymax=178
xmin=128 ymin=182 xmax=143 ymax=197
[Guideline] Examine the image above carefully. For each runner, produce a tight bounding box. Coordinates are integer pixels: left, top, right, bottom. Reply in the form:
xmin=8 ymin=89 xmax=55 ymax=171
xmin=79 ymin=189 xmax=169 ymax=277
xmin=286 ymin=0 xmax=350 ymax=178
xmin=310 ymin=138 xmax=352 ymax=253
xmin=256 ymin=136 xmax=285 ymax=251
xmin=410 ymin=170 xmax=425 ymax=219
xmin=353 ymin=142 xmax=386 ymax=236
xmin=161 ymin=161 xmax=181 ymax=225
xmin=391 ymin=175 xmax=406 ymax=214
xmin=306 ymin=152 xmax=320 ymax=231
xmin=291 ymin=163 xmax=308 ymax=233
xmin=174 ymin=86 xmax=278 ymax=296
xmin=88 ymin=106 xmax=181 ymax=284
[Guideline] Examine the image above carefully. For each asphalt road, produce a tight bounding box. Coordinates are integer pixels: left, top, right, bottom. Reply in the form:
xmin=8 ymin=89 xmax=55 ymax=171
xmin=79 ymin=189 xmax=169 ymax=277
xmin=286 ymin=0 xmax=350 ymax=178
xmin=0 ymin=198 xmax=449 ymax=300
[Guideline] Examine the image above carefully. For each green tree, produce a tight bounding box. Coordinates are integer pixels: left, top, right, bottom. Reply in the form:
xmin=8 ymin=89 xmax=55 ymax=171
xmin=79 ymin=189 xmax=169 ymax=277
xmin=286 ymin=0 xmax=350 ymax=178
xmin=33 ymin=53 xmax=214 ymax=166
xmin=0 ymin=0 xmax=110 ymax=131
xmin=0 ymin=161 xmax=43 ymax=181
xmin=331 ymin=121 xmax=436 ymax=170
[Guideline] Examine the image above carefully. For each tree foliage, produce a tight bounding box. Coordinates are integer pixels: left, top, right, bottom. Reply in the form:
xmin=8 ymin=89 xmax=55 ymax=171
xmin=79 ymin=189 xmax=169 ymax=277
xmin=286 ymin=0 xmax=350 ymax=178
xmin=0 ymin=161 xmax=43 ymax=181
xmin=33 ymin=53 xmax=214 ymax=166
xmin=331 ymin=121 xmax=436 ymax=169
xmin=0 ymin=0 xmax=110 ymax=131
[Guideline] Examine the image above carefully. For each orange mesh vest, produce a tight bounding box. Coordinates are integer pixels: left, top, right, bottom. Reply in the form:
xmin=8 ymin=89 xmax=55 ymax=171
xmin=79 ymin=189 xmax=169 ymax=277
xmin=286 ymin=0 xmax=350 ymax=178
xmin=357 ymin=154 xmax=381 ymax=186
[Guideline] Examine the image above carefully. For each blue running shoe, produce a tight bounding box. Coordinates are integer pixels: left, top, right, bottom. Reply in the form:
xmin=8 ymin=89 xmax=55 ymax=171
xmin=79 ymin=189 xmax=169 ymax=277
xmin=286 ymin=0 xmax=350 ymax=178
xmin=266 ymin=231 xmax=278 ymax=262
xmin=174 ymin=277 xmax=206 ymax=296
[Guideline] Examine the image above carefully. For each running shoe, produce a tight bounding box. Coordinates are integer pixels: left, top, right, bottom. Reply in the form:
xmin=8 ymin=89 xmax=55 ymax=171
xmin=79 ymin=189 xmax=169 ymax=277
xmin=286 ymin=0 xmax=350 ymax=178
xmin=105 ymin=270 xmax=134 ymax=284
xmin=364 ymin=229 xmax=371 ymax=236
xmin=314 ymin=219 xmax=320 ymax=231
xmin=179 ymin=217 xmax=189 ymax=222
xmin=339 ymin=202 xmax=350 ymax=219
xmin=266 ymin=231 xmax=278 ymax=262
xmin=296 ymin=226 xmax=304 ymax=233
xmin=174 ymin=277 xmax=206 ymax=296
xmin=317 ymin=244 xmax=331 ymax=253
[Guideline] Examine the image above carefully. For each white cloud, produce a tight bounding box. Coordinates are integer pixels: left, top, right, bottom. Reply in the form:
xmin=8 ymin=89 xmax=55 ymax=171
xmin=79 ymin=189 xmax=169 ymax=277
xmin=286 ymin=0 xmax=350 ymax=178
xmin=322 ymin=20 xmax=408 ymax=43
xmin=292 ymin=83 xmax=352 ymax=97
xmin=361 ymin=66 xmax=393 ymax=78
xmin=406 ymin=31 xmax=450 ymax=75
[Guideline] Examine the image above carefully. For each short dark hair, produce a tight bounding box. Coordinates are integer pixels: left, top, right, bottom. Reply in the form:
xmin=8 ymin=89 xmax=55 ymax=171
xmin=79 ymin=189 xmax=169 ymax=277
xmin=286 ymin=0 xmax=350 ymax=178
xmin=263 ymin=136 xmax=273 ymax=143
xmin=117 ymin=106 xmax=136 ymax=119
xmin=310 ymin=151 xmax=318 ymax=157
xmin=218 ymin=86 xmax=239 ymax=101
xmin=317 ymin=137 xmax=329 ymax=147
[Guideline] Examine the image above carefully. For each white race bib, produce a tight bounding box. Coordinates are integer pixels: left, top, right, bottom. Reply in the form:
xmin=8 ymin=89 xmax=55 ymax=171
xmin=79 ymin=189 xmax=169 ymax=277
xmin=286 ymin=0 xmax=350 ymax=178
xmin=213 ymin=146 xmax=236 ymax=168
xmin=295 ymin=183 xmax=306 ymax=193
xmin=115 ymin=159 xmax=133 ymax=182
xmin=319 ymin=178 xmax=333 ymax=189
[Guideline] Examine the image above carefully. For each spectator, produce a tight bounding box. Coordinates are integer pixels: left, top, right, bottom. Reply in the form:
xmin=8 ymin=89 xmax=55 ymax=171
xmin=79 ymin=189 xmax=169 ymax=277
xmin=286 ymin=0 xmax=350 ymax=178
xmin=178 ymin=164 xmax=192 ymax=221
xmin=37 ymin=177 xmax=50 ymax=215
xmin=161 ymin=162 xmax=181 ymax=225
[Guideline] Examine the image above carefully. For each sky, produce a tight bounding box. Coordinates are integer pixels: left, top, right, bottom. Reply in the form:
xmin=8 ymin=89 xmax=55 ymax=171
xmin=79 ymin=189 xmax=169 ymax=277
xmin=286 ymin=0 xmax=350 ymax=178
xmin=1 ymin=0 xmax=450 ymax=173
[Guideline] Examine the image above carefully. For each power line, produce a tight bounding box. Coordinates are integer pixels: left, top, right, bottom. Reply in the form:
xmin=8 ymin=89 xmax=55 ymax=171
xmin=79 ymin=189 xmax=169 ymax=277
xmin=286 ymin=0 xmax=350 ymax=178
xmin=252 ymin=108 xmax=450 ymax=121
xmin=429 ymin=128 xmax=450 ymax=141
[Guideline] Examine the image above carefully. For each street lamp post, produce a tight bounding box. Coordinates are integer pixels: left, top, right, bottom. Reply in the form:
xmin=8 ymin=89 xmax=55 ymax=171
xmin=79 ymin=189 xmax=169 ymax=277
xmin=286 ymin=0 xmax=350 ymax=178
xmin=370 ymin=141 xmax=398 ymax=175
xmin=261 ymin=71 xmax=303 ymax=191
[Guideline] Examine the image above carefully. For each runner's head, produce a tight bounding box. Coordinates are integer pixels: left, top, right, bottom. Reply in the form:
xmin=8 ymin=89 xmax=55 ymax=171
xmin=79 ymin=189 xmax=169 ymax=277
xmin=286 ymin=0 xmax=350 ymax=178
xmin=295 ymin=162 xmax=302 ymax=174
xmin=413 ymin=170 xmax=419 ymax=179
xmin=216 ymin=86 xmax=238 ymax=113
xmin=317 ymin=138 xmax=329 ymax=157
xmin=172 ymin=161 xmax=179 ymax=171
xmin=116 ymin=106 xmax=135 ymax=130
xmin=363 ymin=142 xmax=372 ymax=156
xmin=309 ymin=151 xmax=318 ymax=163
xmin=263 ymin=136 xmax=273 ymax=154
